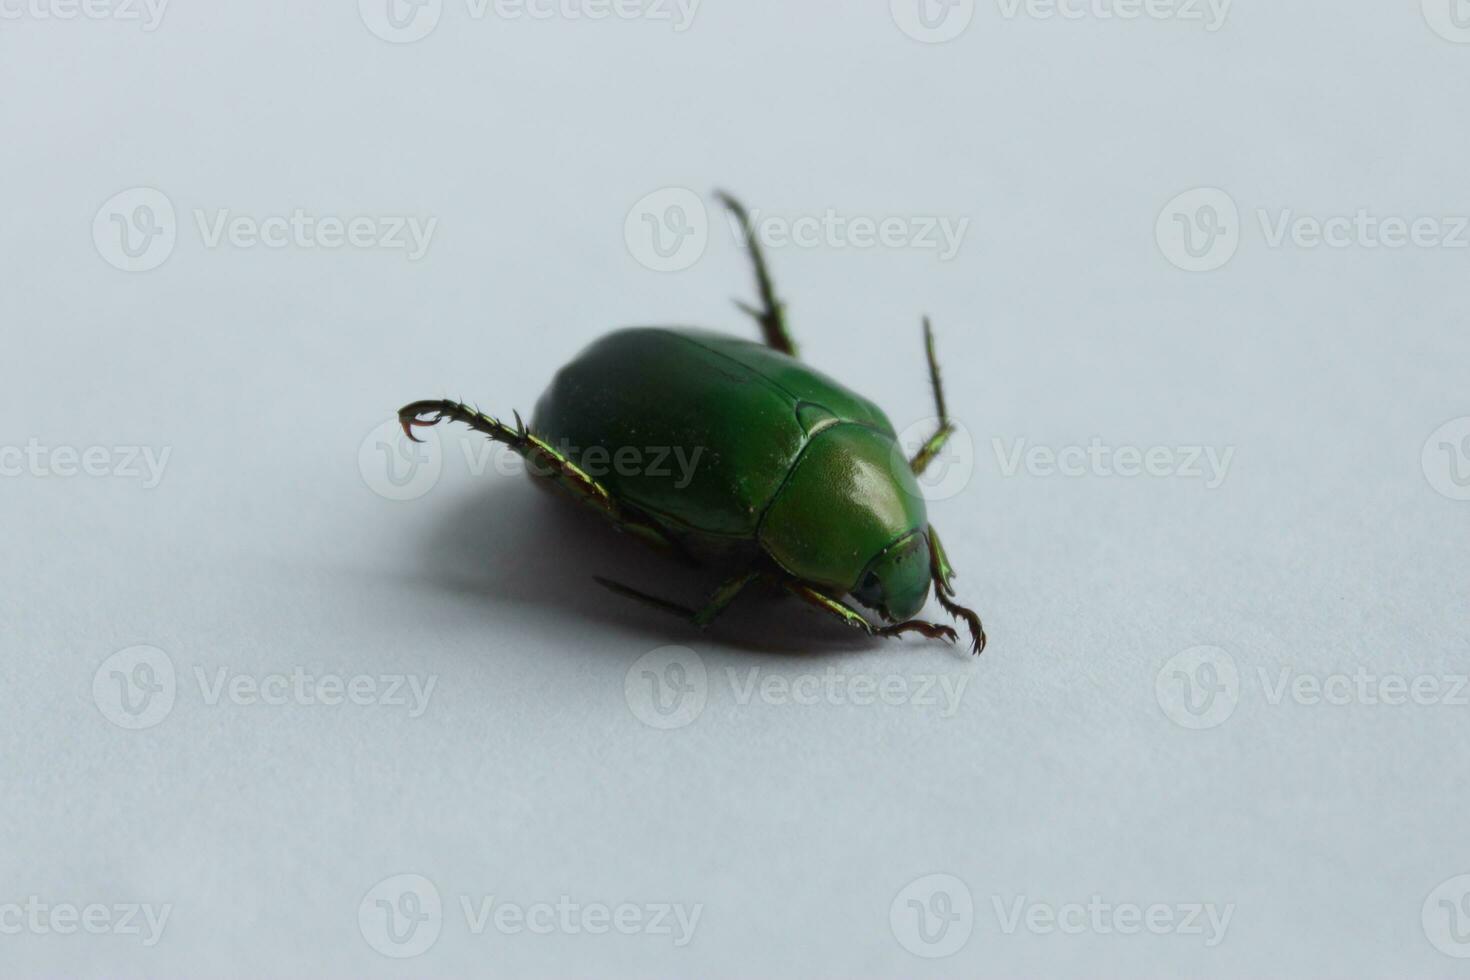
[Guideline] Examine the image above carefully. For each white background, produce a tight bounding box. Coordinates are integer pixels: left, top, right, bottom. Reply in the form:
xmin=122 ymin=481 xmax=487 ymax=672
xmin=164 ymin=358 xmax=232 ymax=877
xmin=3 ymin=0 xmax=1469 ymax=975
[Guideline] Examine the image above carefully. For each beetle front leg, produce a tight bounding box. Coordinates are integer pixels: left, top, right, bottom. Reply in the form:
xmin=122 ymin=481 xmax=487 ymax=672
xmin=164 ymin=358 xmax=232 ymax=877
xmin=927 ymin=526 xmax=987 ymax=655
xmin=716 ymin=191 xmax=799 ymax=358
xmin=908 ymin=316 xmax=957 ymax=476
xmin=781 ymin=581 xmax=958 ymax=647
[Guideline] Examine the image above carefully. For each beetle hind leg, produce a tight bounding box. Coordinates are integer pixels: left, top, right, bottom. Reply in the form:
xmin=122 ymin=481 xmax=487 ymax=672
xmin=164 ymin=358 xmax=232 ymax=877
xmin=909 ymin=316 xmax=959 ymax=476
xmin=397 ymin=398 xmax=680 ymax=556
xmin=716 ymin=190 xmax=799 ymax=358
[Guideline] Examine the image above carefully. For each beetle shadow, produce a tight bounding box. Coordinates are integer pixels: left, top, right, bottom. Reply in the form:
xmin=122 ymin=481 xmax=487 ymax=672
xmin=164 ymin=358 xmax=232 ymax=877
xmin=407 ymin=479 xmax=901 ymax=659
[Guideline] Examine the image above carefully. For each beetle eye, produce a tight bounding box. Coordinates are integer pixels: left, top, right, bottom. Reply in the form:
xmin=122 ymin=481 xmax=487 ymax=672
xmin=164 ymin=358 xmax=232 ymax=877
xmin=859 ymin=572 xmax=880 ymax=596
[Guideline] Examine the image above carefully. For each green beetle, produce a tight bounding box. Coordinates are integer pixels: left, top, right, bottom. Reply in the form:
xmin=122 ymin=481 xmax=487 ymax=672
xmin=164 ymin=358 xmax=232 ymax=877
xmin=400 ymin=193 xmax=986 ymax=653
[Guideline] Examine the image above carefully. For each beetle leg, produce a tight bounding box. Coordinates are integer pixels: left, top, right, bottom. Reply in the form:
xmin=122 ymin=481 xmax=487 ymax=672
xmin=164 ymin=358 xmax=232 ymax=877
xmin=716 ymin=190 xmax=799 ymax=358
xmin=692 ymin=570 xmax=762 ymax=627
xmin=909 ymin=316 xmax=957 ymax=475
xmin=594 ymin=569 xmax=761 ymax=628
xmin=593 ymin=576 xmax=698 ymax=620
xmin=398 ymin=398 xmax=681 ymax=556
xmin=927 ymin=526 xmax=987 ymax=655
xmin=781 ymin=581 xmax=958 ymax=647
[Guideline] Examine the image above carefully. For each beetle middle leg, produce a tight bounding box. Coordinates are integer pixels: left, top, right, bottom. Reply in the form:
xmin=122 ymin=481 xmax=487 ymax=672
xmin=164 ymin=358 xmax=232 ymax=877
xmin=398 ymin=398 xmax=678 ymax=555
xmin=908 ymin=316 xmax=959 ymax=476
xmin=781 ymin=581 xmax=959 ymax=646
xmin=594 ymin=569 xmax=763 ymax=628
xmin=716 ymin=190 xmax=799 ymax=358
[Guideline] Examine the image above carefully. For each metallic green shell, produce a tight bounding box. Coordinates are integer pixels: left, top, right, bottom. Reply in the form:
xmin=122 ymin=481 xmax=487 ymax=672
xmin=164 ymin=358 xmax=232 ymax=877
xmin=531 ymin=327 xmax=928 ymax=590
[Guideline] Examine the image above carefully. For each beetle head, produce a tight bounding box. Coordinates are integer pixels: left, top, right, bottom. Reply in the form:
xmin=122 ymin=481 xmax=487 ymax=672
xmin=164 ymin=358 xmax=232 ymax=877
xmin=852 ymin=529 xmax=932 ymax=622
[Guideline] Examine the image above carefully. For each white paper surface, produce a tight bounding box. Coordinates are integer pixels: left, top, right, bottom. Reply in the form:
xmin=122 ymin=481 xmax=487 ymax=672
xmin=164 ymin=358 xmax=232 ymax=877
xmin=3 ymin=3 xmax=1468 ymax=976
